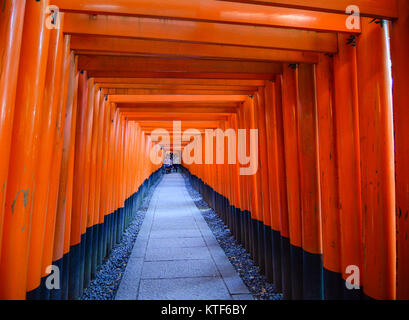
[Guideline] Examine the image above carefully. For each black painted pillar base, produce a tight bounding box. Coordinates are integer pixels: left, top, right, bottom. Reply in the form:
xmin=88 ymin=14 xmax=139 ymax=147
xmin=290 ymin=244 xmax=303 ymax=300
xmin=323 ymin=268 xmax=344 ymax=300
xmin=234 ymin=208 xmax=241 ymax=244
xmin=272 ymin=230 xmax=283 ymax=293
xmin=263 ymin=225 xmax=273 ymax=282
xmin=84 ymin=226 xmax=94 ymax=289
xmin=280 ymin=237 xmax=292 ymax=300
xmin=256 ymin=220 xmax=265 ymax=272
xmin=302 ymin=251 xmax=324 ymax=300
xmin=68 ymin=242 xmax=81 ymax=300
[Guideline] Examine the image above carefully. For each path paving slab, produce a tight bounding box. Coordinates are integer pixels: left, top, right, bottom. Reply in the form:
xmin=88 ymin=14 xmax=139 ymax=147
xmin=116 ymin=173 xmax=253 ymax=300
xmin=141 ymin=260 xmax=219 ymax=279
xmin=138 ymin=277 xmax=232 ymax=300
xmin=145 ymin=246 xmax=213 ymax=261
xmin=147 ymin=237 xmax=206 ymax=249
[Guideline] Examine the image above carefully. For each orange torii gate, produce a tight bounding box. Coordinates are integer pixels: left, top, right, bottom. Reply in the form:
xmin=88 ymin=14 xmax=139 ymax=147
xmin=0 ymin=0 xmax=408 ymax=301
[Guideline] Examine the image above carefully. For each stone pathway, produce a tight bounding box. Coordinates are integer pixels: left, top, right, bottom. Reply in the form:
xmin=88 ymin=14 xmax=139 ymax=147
xmin=116 ymin=173 xmax=253 ymax=300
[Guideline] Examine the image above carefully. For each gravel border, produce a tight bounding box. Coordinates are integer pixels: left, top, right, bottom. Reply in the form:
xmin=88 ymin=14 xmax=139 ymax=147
xmin=80 ymin=176 xmax=163 ymax=300
xmin=183 ymin=174 xmax=283 ymax=301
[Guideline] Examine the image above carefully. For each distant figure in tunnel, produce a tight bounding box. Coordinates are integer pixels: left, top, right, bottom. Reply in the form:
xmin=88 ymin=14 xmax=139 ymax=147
xmin=164 ymin=152 xmax=173 ymax=174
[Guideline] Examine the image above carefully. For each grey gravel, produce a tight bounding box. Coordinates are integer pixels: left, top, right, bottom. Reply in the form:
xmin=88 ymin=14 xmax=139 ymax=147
xmin=80 ymin=176 xmax=162 ymax=300
xmin=183 ymin=174 xmax=283 ymax=301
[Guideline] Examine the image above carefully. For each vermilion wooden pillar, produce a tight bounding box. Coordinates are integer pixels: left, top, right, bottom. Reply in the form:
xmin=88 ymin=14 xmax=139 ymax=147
xmin=333 ymin=33 xmax=363 ymax=300
xmin=390 ymin=0 xmax=409 ymax=300
xmin=244 ymin=96 xmax=261 ymax=263
xmin=315 ymin=54 xmax=342 ymax=299
xmin=69 ymin=71 xmax=89 ymax=299
xmin=78 ymin=79 xmax=96 ymax=295
xmin=41 ymin=30 xmax=71 ymax=301
xmin=26 ymin=13 xmax=66 ymax=299
xmin=253 ymin=92 xmax=267 ymax=272
xmin=106 ymin=109 xmax=120 ymax=255
xmin=255 ymin=87 xmax=273 ymax=282
xmin=110 ymin=110 xmax=121 ymax=249
xmin=274 ymin=77 xmax=291 ymax=299
xmin=92 ymin=92 xmax=107 ymax=278
xmin=357 ymin=18 xmax=396 ymax=300
xmin=263 ymin=82 xmax=283 ymax=291
xmin=117 ymin=115 xmax=126 ymax=240
xmin=0 ymin=0 xmax=50 ymax=300
xmin=297 ymin=63 xmax=323 ymax=300
xmin=0 ymin=0 xmax=26 ymax=259
xmin=52 ymin=53 xmax=79 ymax=300
xmin=84 ymin=88 xmax=101 ymax=288
xmin=238 ymin=103 xmax=250 ymax=252
xmin=281 ymin=65 xmax=303 ymax=299
xmin=232 ymin=113 xmax=242 ymax=244
xmin=100 ymin=103 xmax=116 ymax=260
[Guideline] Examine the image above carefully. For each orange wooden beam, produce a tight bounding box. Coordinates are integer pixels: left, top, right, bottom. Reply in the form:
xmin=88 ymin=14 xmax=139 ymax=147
xmin=218 ymin=0 xmax=398 ymax=19
xmin=122 ymin=114 xmax=231 ymax=121
xmin=78 ymin=55 xmax=283 ymax=75
xmin=108 ymin=95 xmax=247 ymax=103
xmin=71 ymin=36 xmax=319 ymax=63
xmin=98 ymin=83 xmax=258 ymax=91
xmin=64 ymin=14 xmax=338 ymax=53
xmin=52 ymin=0 xmax=356 ymax=33
xmin=87 ymin=71 xmax=275 ymax=80
xmin=149 ymin=131 xmax=204 ymax=135
xmin=141 ymin=128 xmax=218 ymax=133
xmin=151 ymin=137 xmax=204 ymax=141
xmin=106 ymin=89 xmax=254 ymax=95
xmin=116 ymin=103 xmax=239 ymax=109
xmin=148 ymin=132 xmax=206 ymax=137
xmin=94 ymin=78 xmax=266 ymax=87
xmin=117 ymin=107 xmax=237 ymax=114
xmin=141 ymin=129 xmax=217 ymax=135
xmin=136 ymin=121 xmax=221 ymax=127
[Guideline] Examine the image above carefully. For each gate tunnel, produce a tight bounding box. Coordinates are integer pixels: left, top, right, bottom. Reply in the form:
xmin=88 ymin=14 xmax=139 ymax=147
xmin=0 ymin=0 xmax=408 ymax=300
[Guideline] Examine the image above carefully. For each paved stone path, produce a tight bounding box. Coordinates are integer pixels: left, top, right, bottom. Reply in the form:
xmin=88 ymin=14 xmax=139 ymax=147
xmin=116 ymin=173 xmax=253 ymax=300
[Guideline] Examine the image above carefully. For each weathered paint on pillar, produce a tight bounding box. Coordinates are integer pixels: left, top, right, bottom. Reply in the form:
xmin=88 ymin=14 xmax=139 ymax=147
xmin=390 ymin=0 xmax=409 ymax=300
xmin=0 ymin=0 xmax=50 ymax=300
xmin=0 ymin=0 xmax=26 ymax=260
xmin=357 ymin=18 xmax=396 ymax=300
